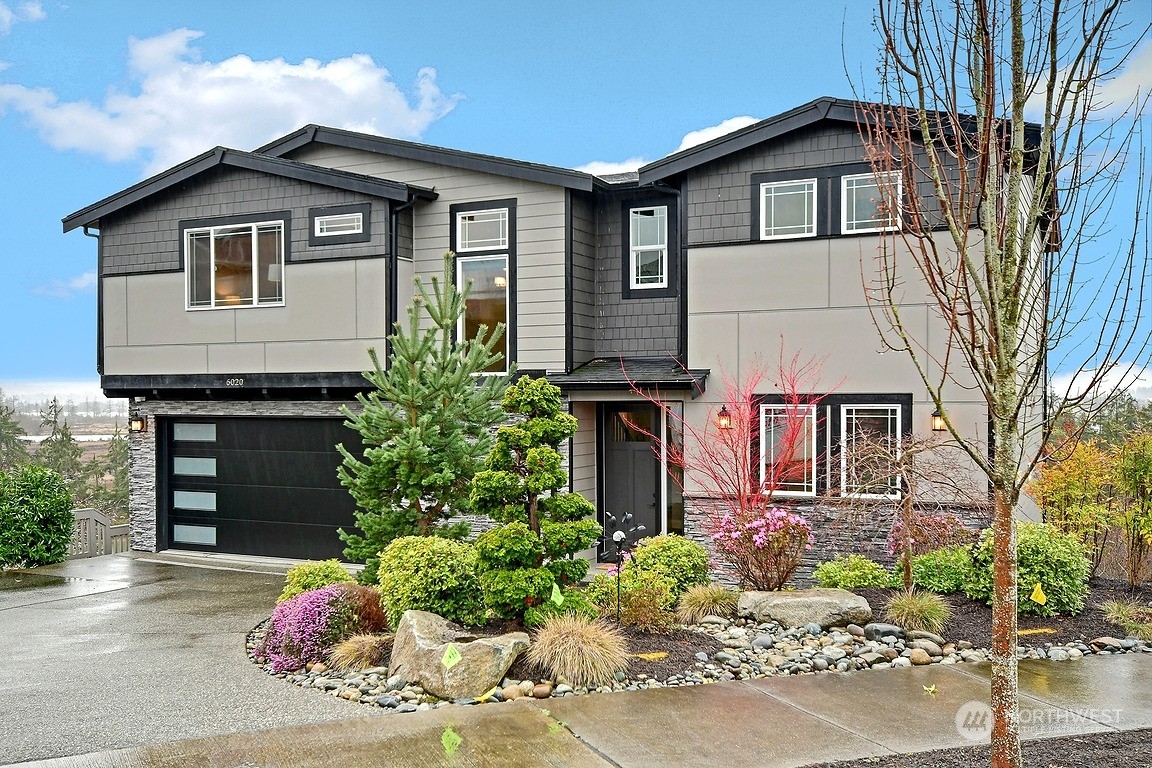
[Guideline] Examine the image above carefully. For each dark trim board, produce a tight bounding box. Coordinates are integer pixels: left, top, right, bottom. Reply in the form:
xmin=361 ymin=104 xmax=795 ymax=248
xmin=102 ymin=372 xmax=370 ymax=399
xmin=308 ymin=202 xmax=373 ymax=247
xmin=448 ymin=198 xmax=518 ymax=370
xmin=620 ymin=193 xmax=680 ymax=300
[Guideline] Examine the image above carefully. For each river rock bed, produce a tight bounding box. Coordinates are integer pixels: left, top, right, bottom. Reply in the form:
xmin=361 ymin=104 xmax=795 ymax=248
xmin=246 ymin=617 xmax=1151 ymax=712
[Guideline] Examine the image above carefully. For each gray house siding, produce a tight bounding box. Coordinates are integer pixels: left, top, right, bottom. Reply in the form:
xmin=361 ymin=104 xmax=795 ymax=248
xmin=99 ymin=166 xmax=388 ymax=276
xmin=569 ymin=191 xmax=597 ymax=368
xmin=284 ymin=144 xmax=569 ymax=372
xmin=594 ymin=193 xmax=679 ymax=358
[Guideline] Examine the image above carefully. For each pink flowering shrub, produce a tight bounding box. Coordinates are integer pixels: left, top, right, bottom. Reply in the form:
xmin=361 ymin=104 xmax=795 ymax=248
xmin=710 ymin=507 xmax=813 ymax=590
xmin=259 ymin=583 xmax=387 ymax=673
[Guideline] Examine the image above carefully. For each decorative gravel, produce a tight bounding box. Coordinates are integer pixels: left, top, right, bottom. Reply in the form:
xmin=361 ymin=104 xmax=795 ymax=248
xmin=245 ymin=616 xmax=1151 ymax=713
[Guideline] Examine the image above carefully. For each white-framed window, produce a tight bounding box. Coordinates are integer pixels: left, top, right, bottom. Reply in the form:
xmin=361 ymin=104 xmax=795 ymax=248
xmin=185 ymin=220 xmax=284 ymax=309
xmin=840 ymin=404 xmax=902 ymax=498
xmin=456 ymin=208 xmax=508 ymax=252
xmin=629 ymin=206 xmax=668 ymax=289
xmin=456 ymin=254 xmax=509 ymax=374
xmin=760 ymin=179 xmax=817 ymax=239
xmin=314 ymin=212 xmax=363 ymax=237
xmin=842 ymin=171 xmax=901 ymax=233
xmin=760 ymin=404 xmax=817 ymax=497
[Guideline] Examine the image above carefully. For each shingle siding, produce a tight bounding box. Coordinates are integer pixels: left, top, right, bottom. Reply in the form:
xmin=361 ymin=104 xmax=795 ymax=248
xmin=569 ymin=192 xmax=597 ymax=368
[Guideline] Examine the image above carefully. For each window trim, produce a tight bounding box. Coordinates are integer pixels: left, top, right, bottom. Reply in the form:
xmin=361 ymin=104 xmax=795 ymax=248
xmin=628 ymin=205 xmax=669 ymax=290
xmin=841 ymin=171 xmax=902 ymax=234
xmin=621 ymin=195 xmax=679 ymax=300
xmin=759 ymin=403 xmax=818 ymax=498
xmin=839 ymin=403 xmax=903 ymax=499
xmin=181 ymin=216 xmax=287 ymax=311
xmin=759 ymin=178 xmax=818 ymax=240
xmin=449 ymin=199 xmax=517 ymax=373
xmin=456 ymin=207 xmax=509 ymax=253
xmin=308 ymin=203 xmax=371 ymax=246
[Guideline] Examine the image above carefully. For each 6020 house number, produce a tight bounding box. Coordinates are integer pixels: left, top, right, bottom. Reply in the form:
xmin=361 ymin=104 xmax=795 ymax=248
xmin=224 ymin=378 xmax=245 ymax=387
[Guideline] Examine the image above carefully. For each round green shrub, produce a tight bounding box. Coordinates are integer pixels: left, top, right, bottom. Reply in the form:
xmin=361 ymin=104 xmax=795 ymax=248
xmin=909 ymin=545 xmax=974 ymax=594
xmin=586 ymin=567 xmax=675 ymax=612
xmin=0 ymin=464 xmax=73 ymax=569
xmin=279 ymin=559 xmax=354 ymax=603
xmin=965 ymin=522 xmax=1091 ymax=617
xmin=376 ymin=536 xmax=486 ymax=627
xmin=812 ymin=554 xmax=895 ymax=590
xmin=524 ymin=587 xmax=599 ymax=629
xmin=630 ymin=534 xmax=711 ymax=597
xmin=479 ymin=567 xmax=555 ymax=619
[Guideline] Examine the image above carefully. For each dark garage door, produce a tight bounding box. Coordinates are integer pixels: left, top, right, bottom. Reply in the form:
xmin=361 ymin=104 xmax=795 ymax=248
xmin=164 ymin=417 xmax=362 ymax=560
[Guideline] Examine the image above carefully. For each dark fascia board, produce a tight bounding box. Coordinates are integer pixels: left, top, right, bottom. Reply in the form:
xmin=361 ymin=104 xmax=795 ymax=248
xmin=258 ymin=124 xmax=601 ymax=193
xmin=62 ymin=148 xmax=436 ymax=233
xmin=638 ymin=96 xmax=1044 ymax=184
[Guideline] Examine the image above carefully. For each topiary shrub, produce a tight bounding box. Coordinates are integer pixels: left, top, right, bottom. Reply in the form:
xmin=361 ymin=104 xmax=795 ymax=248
xmin=965 ymin=522 xmax=1091 ymax=617
xmin=376 ymin=536 xmax=486 ymax=627
xmin=909 ymin=545 xmax=975 ymax=594
xmin=524 ymin=614 xmax=629 ymax=688
xmin=278 ymin=559 xmax=354 ymax=603
xmin=258 ymin=583 xmax=389 ymax=673
xmin=812 ymin=554 xmax=895 ymax=590
xmin=884 ymin=589 xmax=952 ymax=635
xmin=675 ymin=583 xmax=738 ymax=625
xmin=630 ymin=534 xmax=710 ymax=597
xmin=0 ymin=464 xmax=74 ymax=569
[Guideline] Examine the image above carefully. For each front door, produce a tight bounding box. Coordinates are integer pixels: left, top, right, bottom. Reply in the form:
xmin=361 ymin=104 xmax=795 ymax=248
xmin=600 ymin=403 xmax=660 ymax=557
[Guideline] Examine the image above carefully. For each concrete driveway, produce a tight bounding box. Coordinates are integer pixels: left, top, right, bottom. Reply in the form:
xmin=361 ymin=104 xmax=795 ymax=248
xmin=0 ymin=553 xmax=379 ymax=764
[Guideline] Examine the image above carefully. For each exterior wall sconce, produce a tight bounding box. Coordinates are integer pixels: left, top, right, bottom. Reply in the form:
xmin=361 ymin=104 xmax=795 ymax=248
xmin=716 ymin=406 xmax=733 ymax=430
xmin=129 ymin=416 xmax=148 ymax=433
xmin=931 ymin=409 xmax=946 ymax=432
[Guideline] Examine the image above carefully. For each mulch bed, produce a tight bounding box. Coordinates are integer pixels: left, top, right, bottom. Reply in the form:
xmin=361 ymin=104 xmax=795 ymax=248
xmin=803 ymin=727 xmax=1152 ymax=768
xmin=854 ymin=579 xmax=1152 ymax=647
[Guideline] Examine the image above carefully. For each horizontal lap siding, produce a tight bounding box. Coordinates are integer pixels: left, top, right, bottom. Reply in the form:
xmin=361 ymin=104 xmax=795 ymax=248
xmin=289 ymin=145 xmax=569 ymax=372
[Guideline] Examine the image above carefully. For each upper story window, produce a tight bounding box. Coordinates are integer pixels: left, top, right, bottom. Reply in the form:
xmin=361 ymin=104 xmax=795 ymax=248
xmin=629 ymin=206 xmax=668 ymax=289
xmin=308 ymin=203 xmax=371 ymax=247
xmin=760 ymin=179 xmax=816 ymax=239
xmin=840 ymin=404 xmax=902 ymax=498
xmin=760 ymin=404 xmax=818 ymax=497
xmin=457 ymin=208 xmax=509 ymax=252
xmin=186 ymin=220 xmax=284 ymax=309
xmin=315 ymin=212 xmax=362 ymax=237
xmin=842 ymin=171 xmax=901 ymax=233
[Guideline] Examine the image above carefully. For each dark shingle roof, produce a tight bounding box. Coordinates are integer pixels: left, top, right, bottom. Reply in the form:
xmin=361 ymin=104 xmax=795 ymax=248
xmin=547 ymin=357 xmax=709 ymax=396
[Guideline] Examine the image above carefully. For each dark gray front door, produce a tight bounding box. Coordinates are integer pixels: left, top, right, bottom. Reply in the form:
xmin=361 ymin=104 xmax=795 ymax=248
xmin=601 ymin=403 xmax=660 ymax=553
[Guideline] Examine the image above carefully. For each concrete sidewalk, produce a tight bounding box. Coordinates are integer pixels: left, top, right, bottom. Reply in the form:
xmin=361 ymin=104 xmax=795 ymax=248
xmin=4 ymin=554 xmax=1151 ymax=767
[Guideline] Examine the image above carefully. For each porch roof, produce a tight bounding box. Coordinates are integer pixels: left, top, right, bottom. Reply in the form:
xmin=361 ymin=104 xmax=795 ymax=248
xmin=548 ymin=357 xmax=709 ymax=397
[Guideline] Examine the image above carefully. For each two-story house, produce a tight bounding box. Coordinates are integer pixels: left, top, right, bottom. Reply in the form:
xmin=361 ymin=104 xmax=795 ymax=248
xmin=63 ymin=97 xmax=1005 ymax=566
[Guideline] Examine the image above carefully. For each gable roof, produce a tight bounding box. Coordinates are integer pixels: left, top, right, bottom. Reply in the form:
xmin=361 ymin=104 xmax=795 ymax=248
xmin=62 ymin=147 xmax=437 ymax=233
xmin=257 ymin=125 xmax=601 ymax=192
xmin=638 ymin=97 xmax=861 ymax=184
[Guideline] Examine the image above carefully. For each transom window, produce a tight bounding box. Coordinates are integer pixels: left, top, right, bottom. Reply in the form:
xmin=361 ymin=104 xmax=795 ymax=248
xmin=842 ymin=172 xmax=901 ymax=233
xmin=760 ymin=404 xmax=817 ymax=497
xmin=457 ymin=208 xmax=508 ymax=252
xmin=760 ymin=179 xmax=816 ymax=239
xmin=186 ymin=220 xmax=284 ymax=309
xmin=314 ymin=212 xmax=363 ymax=237
xmin=629 ymin=206 xmax=668 ymax=289
xmin=841 ymin=404 xmax=902 ymax=498
xmin=456 ymin=255 xmax=509 ymax=374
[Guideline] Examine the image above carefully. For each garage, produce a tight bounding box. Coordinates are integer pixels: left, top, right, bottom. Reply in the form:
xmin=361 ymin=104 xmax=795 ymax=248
xmin=161 ymin=416 xmax=363 ymax=560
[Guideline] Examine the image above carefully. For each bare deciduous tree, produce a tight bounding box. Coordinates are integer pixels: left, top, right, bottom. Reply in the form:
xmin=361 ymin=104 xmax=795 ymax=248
xmin=859 ymin=1 xmax=1149 ymax=764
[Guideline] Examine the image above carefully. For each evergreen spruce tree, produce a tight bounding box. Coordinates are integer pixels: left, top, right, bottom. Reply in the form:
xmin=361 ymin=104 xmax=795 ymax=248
xmin=36 ymin=398 xmax=84 ymax=497
xmin=338 ymin=253 xmax=510 ymax=583
xmin=0 ymin=389 xmax=30 ymax=472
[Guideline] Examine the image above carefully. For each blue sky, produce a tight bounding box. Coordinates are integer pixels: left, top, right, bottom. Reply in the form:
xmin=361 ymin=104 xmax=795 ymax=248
xmin=0 ymin=1 xmax=1148 ymax=400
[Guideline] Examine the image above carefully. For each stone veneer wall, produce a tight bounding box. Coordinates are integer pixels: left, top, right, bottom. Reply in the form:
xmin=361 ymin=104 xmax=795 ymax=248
xmin=683 ymin=496 xmax=991 ymax=588
xmin=126 ymin=399 xmax=358 ymax=552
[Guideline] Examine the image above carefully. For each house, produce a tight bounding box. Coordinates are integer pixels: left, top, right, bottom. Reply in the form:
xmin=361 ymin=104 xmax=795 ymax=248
xmin=63 ymin=97 xmax=1020 ymax=568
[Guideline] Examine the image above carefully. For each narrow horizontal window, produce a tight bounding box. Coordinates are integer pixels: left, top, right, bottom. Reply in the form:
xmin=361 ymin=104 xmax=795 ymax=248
xmin=172 ymin=524 xmax=217 ymax=546
xmin=760 ymin=179 xmax=817 ymax=239
xmin=842 ymin=172 xmax=901 ymax=233
xmin=185 ymin=220 xmax=284 ymax=309
xmin=314 ymin=212 xmax=363 ymax=237
xmin=173 ymin=490 xmax=217 ymax=512
xmin=173 ymin=456 xmax=217 ymax=477
xmin=629 ymin=206 xmax=668 ymax=289
xmin=173 ymin=423 xmax=216 ymax=442
xmin=456 ymin=208 xmax=508 ymax=252
xmin=761 ymin=405 xmax=817 ymax=497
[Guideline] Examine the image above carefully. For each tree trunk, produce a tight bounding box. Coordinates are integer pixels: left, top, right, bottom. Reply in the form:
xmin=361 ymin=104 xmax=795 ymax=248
xmin=990 ymin=485 xmax=1020 ymax=768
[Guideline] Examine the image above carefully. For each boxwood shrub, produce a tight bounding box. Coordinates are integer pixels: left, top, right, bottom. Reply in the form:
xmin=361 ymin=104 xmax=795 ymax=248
xmin=630 ymin=534 xmax=711 ymax=597
xmin=812 ymin=554 xmax=895 ymax=589
xmin=909 ymin=545 xmax=975 ymax=595
xmin=278 ymin=559 xmax=354 ymax=603
xmin=376 ymin=536 xmax=486 ymax=627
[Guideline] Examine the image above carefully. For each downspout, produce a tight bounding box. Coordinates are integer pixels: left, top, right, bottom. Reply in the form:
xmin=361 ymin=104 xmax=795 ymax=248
xmin=84 ymin=226 xmax=103 ymax=377
xmin=387 ymin=195 xmax=419 ymax=363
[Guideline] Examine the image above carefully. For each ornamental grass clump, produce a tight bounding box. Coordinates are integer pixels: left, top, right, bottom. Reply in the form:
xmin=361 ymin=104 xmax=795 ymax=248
xmin=675 ymin=583 xmax=738 ymax=625
xmin=524 ymin=614 xmax=629 ymax=688
xmin=259 ymin=583 xmax=388 ymax=673
xmin=710 ymin=507 xmax=813 ymax=591
xmin=1099 ymin=599 xmax=1152 ymax=641
xmin=885 ymin=589 xmax=952 ymax=635
xmin=328 ymin=633 xmax=395 ymax=671
xmin=278 ymin=559 xmax=354 ymax=603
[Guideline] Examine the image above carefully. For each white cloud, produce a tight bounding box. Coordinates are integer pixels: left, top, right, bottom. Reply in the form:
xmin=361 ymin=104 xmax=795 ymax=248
xmin=32 ymin=269 xmax=96 ymax=299
xmin=1051 ymin=363 xmax=1152 ymax=403
xmin=575 ymin=115 xmax=761 ymax=179
xmin=0 ymin=29 xmax=462 ymax=174
xmin=0 ymin=1 xmax=44 ymax=34
xmin=1025 ymin=43 xmax=1152 ymax=120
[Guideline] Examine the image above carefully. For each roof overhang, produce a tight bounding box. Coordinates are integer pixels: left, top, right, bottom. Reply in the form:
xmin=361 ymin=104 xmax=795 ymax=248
xmin=546 ymin=357 xmax=709 ymax=398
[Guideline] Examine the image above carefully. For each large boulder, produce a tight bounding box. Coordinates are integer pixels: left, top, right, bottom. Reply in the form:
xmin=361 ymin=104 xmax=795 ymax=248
xmin=389 ymin=610 xmax=529 ymax=700
xmin=738 ymin=588 xmax=872 ymax=629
